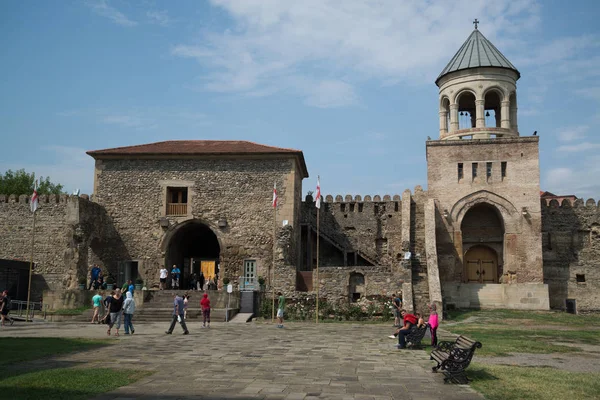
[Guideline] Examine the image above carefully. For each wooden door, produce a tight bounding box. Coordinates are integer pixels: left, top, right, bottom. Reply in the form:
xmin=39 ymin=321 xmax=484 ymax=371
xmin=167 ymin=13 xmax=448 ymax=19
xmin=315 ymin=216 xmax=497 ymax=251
xmin=201 ymin=261 xmax=216 ymax=281
xmin=464 ymin=246 xmax=498 ymax=283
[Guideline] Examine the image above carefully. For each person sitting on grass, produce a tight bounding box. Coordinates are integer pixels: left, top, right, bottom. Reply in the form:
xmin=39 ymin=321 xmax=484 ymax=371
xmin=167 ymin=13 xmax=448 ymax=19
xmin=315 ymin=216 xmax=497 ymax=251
xmin=395 ymin=310 xmax=418 ymax=349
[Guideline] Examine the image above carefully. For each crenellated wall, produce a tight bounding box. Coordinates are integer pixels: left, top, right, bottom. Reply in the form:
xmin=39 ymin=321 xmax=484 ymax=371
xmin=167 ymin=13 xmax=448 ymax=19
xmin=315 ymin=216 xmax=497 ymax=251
xmin=542 ymin=198 xmax=600 ymax=311
xmin=0 ymin=193 xmax=116 ymax=299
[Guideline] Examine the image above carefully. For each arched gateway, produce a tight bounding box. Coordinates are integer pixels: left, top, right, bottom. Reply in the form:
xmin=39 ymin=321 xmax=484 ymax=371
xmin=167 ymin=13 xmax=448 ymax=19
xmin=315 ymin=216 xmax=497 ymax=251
xmin=164 ymin=220 xmax=220 ymax=289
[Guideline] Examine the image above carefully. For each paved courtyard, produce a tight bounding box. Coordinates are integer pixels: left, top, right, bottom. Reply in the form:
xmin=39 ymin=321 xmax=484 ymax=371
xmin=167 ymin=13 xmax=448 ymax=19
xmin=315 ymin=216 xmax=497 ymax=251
xmin=2 ymin=321 xmax=483 ymax=400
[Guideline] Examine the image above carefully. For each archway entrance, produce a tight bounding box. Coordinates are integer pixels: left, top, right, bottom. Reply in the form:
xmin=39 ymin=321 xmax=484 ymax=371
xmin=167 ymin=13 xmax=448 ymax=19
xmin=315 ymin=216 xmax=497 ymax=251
xmin=464 ymin=245 xmax=498 ymax=283
xmin=461 ymin=203 xmax=504 ymax=283
xmin=166 ymin=221 xmax=220 ymax=290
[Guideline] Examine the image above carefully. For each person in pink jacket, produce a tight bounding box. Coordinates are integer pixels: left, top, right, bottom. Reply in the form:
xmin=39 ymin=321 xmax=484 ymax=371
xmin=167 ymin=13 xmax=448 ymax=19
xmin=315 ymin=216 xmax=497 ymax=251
xmin=428 ymin=303 xmax=439 ymax=347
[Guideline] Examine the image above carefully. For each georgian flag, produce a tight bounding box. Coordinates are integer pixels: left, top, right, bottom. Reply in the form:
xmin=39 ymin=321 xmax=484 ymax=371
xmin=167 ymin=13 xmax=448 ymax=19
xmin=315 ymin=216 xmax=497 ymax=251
xmin=30 ymin=179 xmax=39 ymax=213
xmin=272 ymin=182 xmax=277 ymax=208
xmin=315 ymin=176 xmax=321 ymax=209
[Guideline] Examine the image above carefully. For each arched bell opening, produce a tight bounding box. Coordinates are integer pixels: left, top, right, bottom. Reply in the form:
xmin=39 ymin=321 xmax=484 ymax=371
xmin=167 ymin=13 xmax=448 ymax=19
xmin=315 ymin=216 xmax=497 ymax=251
xmin=457 ymin=91 xmax=476 ymax=130
xmin=165 ymin=220 xmax=221 ymax=289
xmin=461 ymin=203 xmax=504 ymax=283
xmin=484 ymin=90 xmax=503 ymax=128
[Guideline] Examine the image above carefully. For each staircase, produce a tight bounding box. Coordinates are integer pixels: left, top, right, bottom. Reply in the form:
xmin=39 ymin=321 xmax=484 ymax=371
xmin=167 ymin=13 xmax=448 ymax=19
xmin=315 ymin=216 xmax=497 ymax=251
xmin=135 ymin=290 xmax=239 ymax=322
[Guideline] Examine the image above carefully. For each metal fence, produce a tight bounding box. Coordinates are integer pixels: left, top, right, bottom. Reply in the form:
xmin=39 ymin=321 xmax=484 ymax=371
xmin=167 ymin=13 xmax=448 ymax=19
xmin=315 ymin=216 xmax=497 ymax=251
xmin=9 ymin=300 xmax=46 ymax=318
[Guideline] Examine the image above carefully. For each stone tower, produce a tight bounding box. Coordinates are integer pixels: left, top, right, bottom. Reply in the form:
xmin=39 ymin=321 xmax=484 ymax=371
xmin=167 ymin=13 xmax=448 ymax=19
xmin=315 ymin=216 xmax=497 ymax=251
xmin=426 ymin=22 xmax=548 ymax=309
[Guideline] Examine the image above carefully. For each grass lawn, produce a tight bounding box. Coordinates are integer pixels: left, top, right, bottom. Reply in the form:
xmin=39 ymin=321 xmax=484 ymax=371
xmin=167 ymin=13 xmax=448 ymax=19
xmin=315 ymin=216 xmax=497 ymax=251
xmin=0 ymin=338 xmax=150 ymax=399
xmin=469 ymin=363 xmax=600 ymax=400
xmin=0 ymin=368 xmax=151 ymax=400
xmin=440 ymin=309 xmax=600 ymax=356
xmin=0 ymin=338 xmax=110 ymax=366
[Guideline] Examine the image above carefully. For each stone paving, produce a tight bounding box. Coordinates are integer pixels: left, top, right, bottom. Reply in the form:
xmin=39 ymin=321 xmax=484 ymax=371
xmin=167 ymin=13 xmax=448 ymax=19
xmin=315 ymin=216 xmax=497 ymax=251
xmin=1 ymin=320 xmax=483 ymax=400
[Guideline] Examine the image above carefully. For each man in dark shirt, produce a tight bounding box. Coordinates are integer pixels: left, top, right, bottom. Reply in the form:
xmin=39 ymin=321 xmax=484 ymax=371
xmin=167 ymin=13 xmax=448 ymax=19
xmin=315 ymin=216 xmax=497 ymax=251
xmin=89 ymin=264 xmax=101 ymax=290
xmin=107 ymin=289 xmax=124 ymax=336
xmin=395 ymin=310 xmax=418 ymax=349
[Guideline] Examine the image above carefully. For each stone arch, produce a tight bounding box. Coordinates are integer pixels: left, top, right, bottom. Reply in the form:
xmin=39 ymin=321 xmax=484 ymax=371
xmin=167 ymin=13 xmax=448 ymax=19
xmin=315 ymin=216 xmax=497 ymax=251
xmin=451 ymin=190 xmax=519 ymax=233
xmin=483 ymin=87 xmax=505 ymax=128
xmin=455 ymin=90 xmax=477 ymax=129
xmin=161 ymin=219 xmax=222 ymax=288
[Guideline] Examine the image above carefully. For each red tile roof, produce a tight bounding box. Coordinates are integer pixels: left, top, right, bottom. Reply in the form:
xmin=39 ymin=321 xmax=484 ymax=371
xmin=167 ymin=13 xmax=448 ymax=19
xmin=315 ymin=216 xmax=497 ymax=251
xmin=87 ymin=140 xmax=308 ymax=177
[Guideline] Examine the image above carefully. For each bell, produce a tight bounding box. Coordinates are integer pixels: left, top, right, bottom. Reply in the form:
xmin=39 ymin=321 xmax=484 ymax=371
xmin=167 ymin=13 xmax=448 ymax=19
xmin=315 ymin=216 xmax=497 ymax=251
xmin=486 ymin=111 xmax=490 ymax=117
xmin=460 ymin=112 xmax=464 ymax=116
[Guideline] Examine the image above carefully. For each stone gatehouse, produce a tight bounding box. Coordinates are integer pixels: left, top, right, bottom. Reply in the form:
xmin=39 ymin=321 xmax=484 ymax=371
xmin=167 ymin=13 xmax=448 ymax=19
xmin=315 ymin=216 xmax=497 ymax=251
xmin=1 ymin=26 xmax=599 ymax=314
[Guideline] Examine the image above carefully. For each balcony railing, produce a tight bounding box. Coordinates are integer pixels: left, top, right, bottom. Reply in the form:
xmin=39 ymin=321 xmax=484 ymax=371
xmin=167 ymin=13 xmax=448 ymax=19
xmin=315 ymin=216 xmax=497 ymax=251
xmin=167 ymin=203 xmax=187 ymax=216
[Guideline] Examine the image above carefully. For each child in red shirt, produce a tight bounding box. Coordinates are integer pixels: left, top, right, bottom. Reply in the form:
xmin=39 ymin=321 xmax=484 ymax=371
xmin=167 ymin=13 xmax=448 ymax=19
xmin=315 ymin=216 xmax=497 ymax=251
xmin=200 ymin=293 xmax=211 ymax=328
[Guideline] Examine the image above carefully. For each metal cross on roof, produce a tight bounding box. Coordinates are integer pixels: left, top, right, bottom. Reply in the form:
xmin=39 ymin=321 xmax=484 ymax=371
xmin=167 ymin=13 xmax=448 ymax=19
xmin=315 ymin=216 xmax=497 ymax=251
xmin=473 ymin=19 xmax=479 ymax=29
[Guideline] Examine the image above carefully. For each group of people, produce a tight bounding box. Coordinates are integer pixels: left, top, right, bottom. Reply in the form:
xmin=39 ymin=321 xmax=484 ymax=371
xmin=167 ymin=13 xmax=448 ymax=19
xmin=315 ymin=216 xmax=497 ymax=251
xmin=389 ymin=293 xmax=439 ymax=349
xmin=0 ymin=290 xmax=14 ymax=326
xmin=159 ymin=265 xmax=218 ymax=291
xmin=88 ymin=264 xmax=108 ymax=290
xmin=91 ymin=288 xmax=136 ymax=336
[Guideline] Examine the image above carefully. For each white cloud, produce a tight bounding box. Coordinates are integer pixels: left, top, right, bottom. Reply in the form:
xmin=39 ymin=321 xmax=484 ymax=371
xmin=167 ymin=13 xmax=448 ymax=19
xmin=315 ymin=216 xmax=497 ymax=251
xmin=575 ymin=87 xmax=600 ymax=101
xmin=102 ymin=115 xmax=155 ymax=129
xmin=545 ymin=161 xmax=600 ymax=199
xmin=85 ymin=0 xmax=137 ymax=27
xmin=173 ymin=0 xmax=541 ymax=107
xmin=557 ymin=142 xmax=600 ymax=153
xmin=557 ymin=125 xmax=588 ymax=142
xmin=147 ymin=10 xmax=172 ymax=27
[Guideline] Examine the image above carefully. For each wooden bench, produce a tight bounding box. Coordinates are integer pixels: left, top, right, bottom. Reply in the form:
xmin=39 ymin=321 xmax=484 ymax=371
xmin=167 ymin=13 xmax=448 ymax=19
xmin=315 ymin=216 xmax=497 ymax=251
xmin=430 ymin=335 xmax=482 ymax=384
xmin=405 ymin=323 xmax=429 ymax=348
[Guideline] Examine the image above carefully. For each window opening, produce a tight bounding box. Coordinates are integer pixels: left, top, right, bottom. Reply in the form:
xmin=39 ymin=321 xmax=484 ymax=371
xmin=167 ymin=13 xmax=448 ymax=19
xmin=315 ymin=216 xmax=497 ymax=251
xmin=358 ymin=203 xmax=363 ymax=213
xmin=458 ymin=163 xmax=464 ymax=180
xmin=501 ymin=162 xmax=507 ymax=179
xmin=576 ymin=274 xmax=586 ymax=283
xmin=486 ymin=162 xmax=492 ymax=179
xmin=472 ymin=163 xmax=478 ymax=179
xmin=166 ymin=187 xmax=188 ymax=216
xmin=349 ymin=203 xmax=355 ymax=212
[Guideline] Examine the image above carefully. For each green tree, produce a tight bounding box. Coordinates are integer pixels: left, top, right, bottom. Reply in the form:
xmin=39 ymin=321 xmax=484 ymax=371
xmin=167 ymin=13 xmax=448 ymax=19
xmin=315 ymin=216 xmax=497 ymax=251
xmin=0 ymin=169 xmax=65 ymax=195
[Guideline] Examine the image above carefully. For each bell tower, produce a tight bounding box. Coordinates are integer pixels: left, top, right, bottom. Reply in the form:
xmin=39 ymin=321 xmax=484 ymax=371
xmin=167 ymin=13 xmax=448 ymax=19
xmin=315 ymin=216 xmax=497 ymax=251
xmin=436 ymin=20 xmax=520 ymax=140
xmin=426 ymin=21 xmax=548 ymax=310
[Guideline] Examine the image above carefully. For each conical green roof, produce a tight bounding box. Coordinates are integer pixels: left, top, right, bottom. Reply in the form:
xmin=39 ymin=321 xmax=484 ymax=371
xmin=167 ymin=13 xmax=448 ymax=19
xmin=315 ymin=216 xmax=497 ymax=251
xmin=436 ymin=29 xmax=520 ymax=85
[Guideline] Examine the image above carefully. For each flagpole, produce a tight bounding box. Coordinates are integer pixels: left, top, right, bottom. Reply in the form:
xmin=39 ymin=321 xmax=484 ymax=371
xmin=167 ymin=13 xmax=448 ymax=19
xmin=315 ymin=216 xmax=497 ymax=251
xmin=26 ymin=204 xmax=37 ymax=322
xmin=316 ymin=205 xmax=320 ymax=324
xmin=272 ymin=183 xmax=277 ymax=323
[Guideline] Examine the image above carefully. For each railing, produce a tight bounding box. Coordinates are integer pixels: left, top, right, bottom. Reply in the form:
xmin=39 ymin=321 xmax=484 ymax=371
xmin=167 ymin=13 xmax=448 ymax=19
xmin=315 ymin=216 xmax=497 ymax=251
xmin=9 ymin=300 xmax=45 ymax=319
xmin=167 ymin=203 xmax=187 ymax=216
xmin=238 ymin=276 xmax=257 ymax=292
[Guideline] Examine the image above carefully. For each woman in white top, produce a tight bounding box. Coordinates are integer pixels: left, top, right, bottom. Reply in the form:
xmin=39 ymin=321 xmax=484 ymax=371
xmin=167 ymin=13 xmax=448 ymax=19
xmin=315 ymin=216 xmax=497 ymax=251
xmin=159 ymin=267 xmax=168 ymax=290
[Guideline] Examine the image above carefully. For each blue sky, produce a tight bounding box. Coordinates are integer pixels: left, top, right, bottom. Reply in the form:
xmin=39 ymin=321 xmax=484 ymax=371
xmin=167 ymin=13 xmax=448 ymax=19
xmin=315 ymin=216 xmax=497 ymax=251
xmin=1 ymin=0 xmax=600 ymax=199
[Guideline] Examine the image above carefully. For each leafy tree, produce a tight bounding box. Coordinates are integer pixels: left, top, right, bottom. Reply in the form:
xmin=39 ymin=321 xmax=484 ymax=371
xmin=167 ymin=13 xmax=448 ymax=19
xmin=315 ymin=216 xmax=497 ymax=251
xmin=0 ymin=169 xmax=65 ymax=195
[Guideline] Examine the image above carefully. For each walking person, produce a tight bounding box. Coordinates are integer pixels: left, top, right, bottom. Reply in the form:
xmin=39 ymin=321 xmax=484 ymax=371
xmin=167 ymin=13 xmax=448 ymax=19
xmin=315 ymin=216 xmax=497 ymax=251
xmin=391 ymin=293 xmax=402 ymax=327
xmin=200 ymin=292 xmax=210 ymax=328
xmin=159 ymin=266 xmax=168 ymax=290
xmin=123 ymin=291 xmax=136 ymax=335
xmin=106 ymin=289 xmax=124 ymax=336
xmin=0 ymin=290 xmax=14 ymax=326
xmin=101 ymin=290 xmax=114 ymax=324
xmin=198 ymin=271 xmax=205 ymax=291
xmin=165 ymin=293 xmax=189 ymax=335
xmin=276 ymin=292 xmax=285 ymax=328
xmin=183 ymin=293 xmax=189 ymax=320
xmin=91 ymin=291 xmax=103 ymax=324
xmin=171 ymin=265 xmax=181 ymax=289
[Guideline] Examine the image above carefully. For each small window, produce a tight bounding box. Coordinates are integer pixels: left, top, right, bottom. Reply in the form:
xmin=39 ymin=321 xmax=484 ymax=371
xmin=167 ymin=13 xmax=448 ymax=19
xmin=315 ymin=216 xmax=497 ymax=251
xmin=486 ymin=162 xmax=492 ymax=179
xmin=166 ymin=187 xmax=188 ymax=216
xmin=394 ymin=202 xmax=399 ymax=212
xmin=576 ymin=274 xmax=586 ymax=283
xmin=358 ymin=203 xmax=363 ymax=212
xmin=501 ymin=162 xmax=507 ymax=178
xmin=458 ymin=163 xmax=464 ymax=180
xmin=340 ymin=203 xmax=346 ymax=212
xmin=349 ymin=203 xmax=355 ymax=212
xmin=472 ymin=163 xmax=478 ymax=179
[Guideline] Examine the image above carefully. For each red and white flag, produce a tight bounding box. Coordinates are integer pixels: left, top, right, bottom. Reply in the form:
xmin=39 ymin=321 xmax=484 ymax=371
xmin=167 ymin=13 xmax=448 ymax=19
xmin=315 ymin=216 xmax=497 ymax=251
xmin=272 ymin=182 xmax=277 ymax=208
xmin=315 ymin=176 xmax=321 ymax=209
xmin=30 ymin=179 xmax=39 ymax=213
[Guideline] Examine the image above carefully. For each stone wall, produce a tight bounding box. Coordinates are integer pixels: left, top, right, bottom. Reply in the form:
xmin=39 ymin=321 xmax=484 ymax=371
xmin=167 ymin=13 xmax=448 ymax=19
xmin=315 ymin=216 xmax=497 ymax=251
xmin=442 ymin=283 xmax=550 ymax=310
xmin=92 ymin=157 xmax=302 ymax=290
xmin=542 ymin=198 xmax=600 ymax=311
